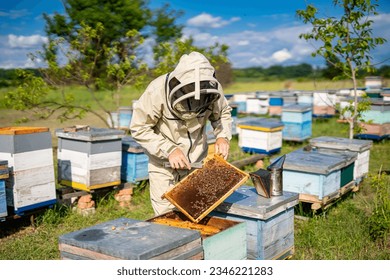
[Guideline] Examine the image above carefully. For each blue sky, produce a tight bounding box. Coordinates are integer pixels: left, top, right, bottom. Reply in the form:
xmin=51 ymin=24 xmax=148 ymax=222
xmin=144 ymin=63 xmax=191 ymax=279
xmin=1 ymin=0 xmax=389 ymax=69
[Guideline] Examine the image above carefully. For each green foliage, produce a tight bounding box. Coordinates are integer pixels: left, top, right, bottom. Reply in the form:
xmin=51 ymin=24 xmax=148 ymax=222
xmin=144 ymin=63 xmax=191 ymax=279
xmin=152 ymin=38 xmax=229 ymax=78
xmin=297 ymin=0 xmax=386 ymax=139
xmin=366 ymin=173 xmax=390 ymax=243
xmin=340 ymin=93 xmax=372 ymax=134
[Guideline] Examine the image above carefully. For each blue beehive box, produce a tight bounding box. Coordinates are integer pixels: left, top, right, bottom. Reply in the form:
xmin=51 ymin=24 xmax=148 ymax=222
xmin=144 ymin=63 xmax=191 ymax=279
xmin=361 ymin=99 xmax=390 ymax=125
xmin=213 ymin=186 xmax=298 ymax=260
xmin=121 ymin=136 xmax=149 ymax=183
xmin=238 ymin=118 xmax=284 ymax=154
xmin=118 ymin=106 xmax=133 ymax=129
xmin=58 ymin=217 xmax=203 ymax=260
xmin=281 ymin=104 xmax=312 ymax=141
xmin=309 ymin=136 xmax=372 ymax=183
xmin=0 ymin=160 xmax=8 ymax=219
xmin=282 ymin=149 xmax=350 ymax=201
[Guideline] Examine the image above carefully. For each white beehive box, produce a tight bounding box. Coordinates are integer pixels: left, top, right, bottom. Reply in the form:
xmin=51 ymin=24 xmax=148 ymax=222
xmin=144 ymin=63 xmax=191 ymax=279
xmin=56 ymin=127 xmax=125 ymax=192
xmin=0 ymin=127 xmax=56 ymax=215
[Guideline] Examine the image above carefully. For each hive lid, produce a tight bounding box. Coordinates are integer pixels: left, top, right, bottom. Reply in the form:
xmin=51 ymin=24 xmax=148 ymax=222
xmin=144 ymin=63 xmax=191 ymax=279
xmin=215 ymin=186 xmax=299 ymax=220
xmin=282 ymin=149 xmax=351 ymax=174
xmin=0 ymin=127 xmax=49 ymax=135
xmin=121 ymin=136 xmax=145 ymax=153
xmin=237 ymin=118 xmax=284 ymax=131
xmin=56 ymin=126 xmax=125 ymax=141
xmin=163 ymin=154 xmax=250 ymax=223
xmin=58 ymin=217 xmax=201 ymax=260
xmin=309 ymin=136 xmax=372 ymax=152
xmin=310 ymin=147 xmax=358 ymax=166
xmin=282 ymin=104 xmax=312 ymax=113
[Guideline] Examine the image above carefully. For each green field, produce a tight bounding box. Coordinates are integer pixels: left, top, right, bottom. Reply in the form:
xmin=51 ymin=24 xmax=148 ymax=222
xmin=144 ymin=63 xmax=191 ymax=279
xmin=0 ymin=79 xmax=389 ymax=260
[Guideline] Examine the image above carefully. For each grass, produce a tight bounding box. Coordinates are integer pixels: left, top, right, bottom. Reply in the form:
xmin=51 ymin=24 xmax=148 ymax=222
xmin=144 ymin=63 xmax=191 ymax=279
xmin=0 ymin=79 xmax=389 ymax=260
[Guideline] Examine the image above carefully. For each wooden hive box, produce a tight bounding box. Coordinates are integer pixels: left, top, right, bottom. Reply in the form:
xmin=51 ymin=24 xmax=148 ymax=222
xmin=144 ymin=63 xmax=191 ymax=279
xmin=163 ymin=154 xmax=249 ymax=223
xmin=281 ymin=104 xmax=312 ymax=141
xmin=58 ymin=217 xmax=203 ymax=260
xmin=213 ymin=186 xmax=298 ymax=260
xmin=121 ymin=136 xmax=149 ymax=183
xmin=118 ymin=106 xmax=133 ymax=129
xmin=309 ymin=136 xmax=372 ymax=182
xmin=149 ymin=211 xmax=247 ymax=260
xmin=282 ymin=149 xmax=348 ymax=200
xmin=0 ymin=127 xmax=56 ymax=215
xmin=309 ymin=148 xmax=358 ymax=188
xmin=56 ymin=127 xmax=125 ymax=191
xmin=361 ymin=99 xmax=390 ymax=125
xmin=356 ymin=122 xmax=390 ymax=140
xmin=237 ymin=118 xmax=284 ymax=154
xmin=0 ymin=160 xmax=8 ymax=219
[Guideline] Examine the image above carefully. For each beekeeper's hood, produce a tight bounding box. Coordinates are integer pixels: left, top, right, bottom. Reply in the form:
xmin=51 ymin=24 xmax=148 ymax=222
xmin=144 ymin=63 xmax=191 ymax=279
xmin=167 ymin=52 xmax=222 ymax=120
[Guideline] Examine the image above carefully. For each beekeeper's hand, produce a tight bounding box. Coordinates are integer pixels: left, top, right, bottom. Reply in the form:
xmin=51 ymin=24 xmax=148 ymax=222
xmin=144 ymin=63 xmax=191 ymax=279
xmin=215 ymin=137 xmax=230 ymax=160
xmin=168 ymin=148 xmax=191 ymax=170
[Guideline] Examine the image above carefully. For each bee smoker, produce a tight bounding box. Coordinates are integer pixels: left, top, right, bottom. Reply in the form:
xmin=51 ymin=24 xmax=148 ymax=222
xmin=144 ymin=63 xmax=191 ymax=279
xmin=249 ymin=155 xmax=286 ymax=198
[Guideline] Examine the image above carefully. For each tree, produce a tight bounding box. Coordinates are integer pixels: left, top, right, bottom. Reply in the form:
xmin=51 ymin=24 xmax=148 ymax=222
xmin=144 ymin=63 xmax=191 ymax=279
xmin=297 ymin=0 xmax=386 ymax=139
xmin=43 ymin=0 xmax=183 ymax=80
xmin=6 ymin=23 xmax=148 ymax=127
xmin=152 ymin=37 xmax=230 ymax=87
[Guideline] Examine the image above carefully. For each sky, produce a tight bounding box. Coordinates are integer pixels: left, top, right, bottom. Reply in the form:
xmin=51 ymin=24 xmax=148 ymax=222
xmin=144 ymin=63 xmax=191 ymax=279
xmin=0 ymin=0 xmax=389 ymax=69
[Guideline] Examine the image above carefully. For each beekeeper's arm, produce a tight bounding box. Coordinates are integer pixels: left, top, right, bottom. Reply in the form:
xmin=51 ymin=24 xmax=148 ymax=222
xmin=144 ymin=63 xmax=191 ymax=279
xmin=209 ymin=93 xmax=233 ymax=160
xmin=130 ymin=84 xmax=180 ymax=162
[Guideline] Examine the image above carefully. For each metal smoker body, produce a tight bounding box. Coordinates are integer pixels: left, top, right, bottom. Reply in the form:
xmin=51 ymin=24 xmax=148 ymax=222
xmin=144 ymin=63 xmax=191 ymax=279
xmin=249 ymin=155 xmax=286 ymax=198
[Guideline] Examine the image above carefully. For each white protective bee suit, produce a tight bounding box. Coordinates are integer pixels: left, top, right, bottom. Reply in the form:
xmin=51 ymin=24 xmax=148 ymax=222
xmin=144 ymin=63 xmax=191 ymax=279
xmin=130 ymin=51 xmax=233 ymax=215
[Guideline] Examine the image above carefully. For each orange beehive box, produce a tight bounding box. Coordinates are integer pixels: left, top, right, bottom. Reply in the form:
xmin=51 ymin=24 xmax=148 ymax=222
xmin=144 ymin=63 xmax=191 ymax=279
xmin=163 ymin=154 xmax=249 ymax=223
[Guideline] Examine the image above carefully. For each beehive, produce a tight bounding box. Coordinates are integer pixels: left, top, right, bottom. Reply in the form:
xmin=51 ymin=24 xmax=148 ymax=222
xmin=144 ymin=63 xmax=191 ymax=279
xmin=313 ymin=91 xmax=337 ymax=117
xmin=121 ymin=136 xmax=149 ymax=183
xmin=297 ymin=91 xmax=313 ymax=105
xmin=282 ymin=149 xmax=343 ymax=200
xmin=356 ymin=123 xmax=390 ymax=140
xmin=163 ymin=154 xmax=249 ymax=223
xmin=361 ymin=99 xmax=390 ymax=125
xmin=56 ymin=127 xmax=125 ymax=191
xmin=118 ymin=106 xmax=133 ymax=129
xmin=0 ymin=127 xmax=56 ymax=215
xmin=213 ymin=186 xmax=298 ymax=260
xmin=58 ymin=217 xmax=203 ymax=260
xmin=237 ymin=118 xmax=284 ymax=154
xmin=281 ymin=104 xmax=312 ymax=141
xmin=0 ymin=160 xmax=8 ymax=219
xmin=309 ymin=136 xmax=372 ymax=182
xmin=149 ymin=211 xmax=247 ymax=260
xmin=268 ymin=97 xmax=284 ymax=116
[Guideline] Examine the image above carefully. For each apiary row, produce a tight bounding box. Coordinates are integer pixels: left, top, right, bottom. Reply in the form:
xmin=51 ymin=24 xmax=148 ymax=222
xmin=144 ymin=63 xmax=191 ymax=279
xmin=281 ymin=136 xmax=372 ymax=209
xmin=0 ymin=126 xmax=151 ymax=220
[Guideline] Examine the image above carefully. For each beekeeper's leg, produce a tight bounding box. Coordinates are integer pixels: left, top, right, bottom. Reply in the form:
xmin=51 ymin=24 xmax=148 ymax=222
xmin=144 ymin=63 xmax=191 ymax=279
xmin=149 ymin=170 xmax=176 ymax=215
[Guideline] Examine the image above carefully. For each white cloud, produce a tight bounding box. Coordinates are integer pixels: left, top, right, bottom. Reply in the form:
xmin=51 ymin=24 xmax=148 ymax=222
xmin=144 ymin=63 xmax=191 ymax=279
xmin=0 ymin=9 xmax=29 ymax=19
xmin=272 ymin=49 xmax=292 ymax=63
xmin=8 ymin=34 xmax=48 ymax=48
xmin=187 ymin=13 xmax=240 ymax=28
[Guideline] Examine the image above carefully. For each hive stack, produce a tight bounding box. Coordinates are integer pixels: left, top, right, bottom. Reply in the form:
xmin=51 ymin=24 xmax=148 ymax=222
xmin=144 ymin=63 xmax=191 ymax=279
xmin=213 ymin=186 xmax=298 ymax=260
xmin=56 ymin=127 xmax=125 ymax=192
xmin=0 ymin=160 xmax=8 ymax=220
xmin=0 ymin=127 xmax=56 ymax=215
xmin=282 ymin=148 xmax=357 ymax=209
xmin=121 ymin=136 xmax=149 ymax=183
xmin=281 ymin=104 xmax=312 ymax=141
xmin=58 ymin=218 xmax=203 ymax=260
xmin=237 ymin=118 xmax=284 ymax=154
xmin=312 ymin=91 xmax=336 ymax=117
xmin=357 ymin=99 xmax=390 ymax=140
xmin=309 ymin=136 xmax=372 ymax=184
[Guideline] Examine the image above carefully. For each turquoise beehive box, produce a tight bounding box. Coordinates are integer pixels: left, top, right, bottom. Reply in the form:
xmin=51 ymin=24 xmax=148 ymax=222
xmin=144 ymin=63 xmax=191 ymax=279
xmin=309 ymin=136 xmax=372 ymax=183
xmin=213 ymin=186 xmax=298 ymax=260
xmin=281 ymin=104 xmax=312 ymax=141
xmin=282 ymin=149 xmax=348 ymax=200
xmin=0 ymin=160 xmax=8 ymax=220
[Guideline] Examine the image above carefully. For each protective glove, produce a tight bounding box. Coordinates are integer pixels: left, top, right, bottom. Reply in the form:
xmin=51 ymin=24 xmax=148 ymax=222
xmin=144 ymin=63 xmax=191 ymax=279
xmin=168 ymin=147 xmax=191 ymax=170
xmin=215 ymin=137 xmax=230 ymax=160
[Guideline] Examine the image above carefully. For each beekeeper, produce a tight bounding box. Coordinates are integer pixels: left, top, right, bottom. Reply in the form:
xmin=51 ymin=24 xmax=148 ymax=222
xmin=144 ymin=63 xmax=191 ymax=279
xmin=130 ymin=51 xmax=233 ymax=215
